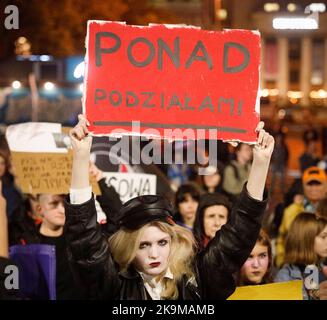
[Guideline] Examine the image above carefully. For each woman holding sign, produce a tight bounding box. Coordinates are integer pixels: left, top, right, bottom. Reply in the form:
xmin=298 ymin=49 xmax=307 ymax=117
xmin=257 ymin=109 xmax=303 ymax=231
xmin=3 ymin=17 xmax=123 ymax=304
xmin=64 ymin=114 xmax=274 ymax=300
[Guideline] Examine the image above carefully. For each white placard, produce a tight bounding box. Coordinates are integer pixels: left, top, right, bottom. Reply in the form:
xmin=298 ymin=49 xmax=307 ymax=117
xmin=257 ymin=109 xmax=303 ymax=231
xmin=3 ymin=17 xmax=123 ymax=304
xmin=103 ymin=172 xmax=157 ymax=204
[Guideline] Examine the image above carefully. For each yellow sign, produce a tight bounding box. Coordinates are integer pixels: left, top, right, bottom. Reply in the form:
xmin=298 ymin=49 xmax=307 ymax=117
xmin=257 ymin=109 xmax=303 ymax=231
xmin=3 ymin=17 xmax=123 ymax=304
xmin=228 ymin=280 xmax=303 ymax=300
xmin=11 ymin=151 xmax=100 ymax=195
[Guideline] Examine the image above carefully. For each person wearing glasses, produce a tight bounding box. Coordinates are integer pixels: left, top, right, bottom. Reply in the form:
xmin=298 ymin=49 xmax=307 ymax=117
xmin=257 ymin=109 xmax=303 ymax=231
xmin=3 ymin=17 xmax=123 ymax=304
xmin=64 ymin=114 xmax=275 ymax=300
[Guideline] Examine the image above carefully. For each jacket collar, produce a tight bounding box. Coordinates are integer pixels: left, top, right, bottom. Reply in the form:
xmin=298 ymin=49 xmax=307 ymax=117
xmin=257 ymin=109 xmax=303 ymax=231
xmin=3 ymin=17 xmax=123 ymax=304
xmin=140 ymin=268 xmax=174 ymax=283
xmin=118 ymin=267 xmax=141 ymax=280
xmin=118 ymin=266 xmax=174 ymax=281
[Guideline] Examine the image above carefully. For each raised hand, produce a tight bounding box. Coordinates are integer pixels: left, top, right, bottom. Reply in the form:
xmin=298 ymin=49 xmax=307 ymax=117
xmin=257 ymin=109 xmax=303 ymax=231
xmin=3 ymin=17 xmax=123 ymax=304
xmin=253 ymin=121 xmax=275 ymax=162
xmin=70 ymin=114 xmax=93 ymax=189
xmin=224 ymin=122 xmax=274 ymax=159
xmin=246 ymin=121 xmax=275 ymax=201
xmin=69 ymin=114 xmax=92 ymax=158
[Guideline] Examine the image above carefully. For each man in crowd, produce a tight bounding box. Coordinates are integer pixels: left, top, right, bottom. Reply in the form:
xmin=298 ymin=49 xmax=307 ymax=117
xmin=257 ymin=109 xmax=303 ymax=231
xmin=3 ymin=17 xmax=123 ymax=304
xmin=276 ymin=166 xmax=327 ymax=267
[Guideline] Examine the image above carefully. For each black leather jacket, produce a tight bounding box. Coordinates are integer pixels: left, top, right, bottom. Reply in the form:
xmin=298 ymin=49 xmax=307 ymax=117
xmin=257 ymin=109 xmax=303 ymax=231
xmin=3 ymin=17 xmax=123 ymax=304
xmin=64 ymin=185 xmax=267 ymax=300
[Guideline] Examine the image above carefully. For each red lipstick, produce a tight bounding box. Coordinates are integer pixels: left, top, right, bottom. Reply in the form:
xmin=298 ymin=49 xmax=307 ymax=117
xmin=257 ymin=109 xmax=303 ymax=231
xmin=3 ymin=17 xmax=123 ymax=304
xmin=150 ymin=262 xmax=160 ymax=268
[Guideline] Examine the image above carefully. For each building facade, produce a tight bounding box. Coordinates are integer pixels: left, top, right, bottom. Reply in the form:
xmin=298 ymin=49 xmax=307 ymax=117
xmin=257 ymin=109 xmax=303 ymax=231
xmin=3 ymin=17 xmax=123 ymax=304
xmin=151 ymin=0 xmax=327 ymax=110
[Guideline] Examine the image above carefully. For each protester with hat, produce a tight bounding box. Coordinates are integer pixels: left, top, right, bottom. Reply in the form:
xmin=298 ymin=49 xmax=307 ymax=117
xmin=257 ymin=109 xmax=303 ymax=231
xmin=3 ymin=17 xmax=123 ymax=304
xmin=276 ymin=166 xmax=327 ymax=267
xmin=193 ymin=192 xmax=231 ymax=250
xmin=64 ymin=114 xmax=274 ymax=300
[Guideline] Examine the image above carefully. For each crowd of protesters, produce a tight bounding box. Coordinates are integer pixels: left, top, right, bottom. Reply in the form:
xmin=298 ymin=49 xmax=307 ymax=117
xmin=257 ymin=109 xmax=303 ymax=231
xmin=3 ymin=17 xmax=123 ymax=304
xmin=0 ymin=120 xmax=327 ymax=300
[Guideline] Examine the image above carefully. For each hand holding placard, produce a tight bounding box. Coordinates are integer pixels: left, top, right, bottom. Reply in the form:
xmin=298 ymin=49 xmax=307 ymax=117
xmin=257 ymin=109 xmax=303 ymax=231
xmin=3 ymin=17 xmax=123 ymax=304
xmin=85 ymin=21 xmax=261 ymax=142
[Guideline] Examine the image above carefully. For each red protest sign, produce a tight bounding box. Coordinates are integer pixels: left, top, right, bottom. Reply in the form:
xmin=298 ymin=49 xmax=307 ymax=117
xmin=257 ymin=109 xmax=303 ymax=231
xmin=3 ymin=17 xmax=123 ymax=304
xmin=84 ymin=21 xmax=261 ymax=142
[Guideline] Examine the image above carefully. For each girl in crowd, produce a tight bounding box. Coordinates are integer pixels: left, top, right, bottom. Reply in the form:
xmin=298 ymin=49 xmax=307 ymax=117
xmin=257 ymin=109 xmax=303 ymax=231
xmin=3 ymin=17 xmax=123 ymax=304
xmin=236 ymin=229 xmax=273 ymax=286
xmin=201 ymin=161 xmax=225 ymax=194
xmin=173 ymin=183 xmax=200 ymax=230
xmin=274 ymin=213 xmax=327 ymax=299
xmin=64 ymin=115 xmax=274 ymax=300
xmin=193 ymin=192 xmax=231 ymax=250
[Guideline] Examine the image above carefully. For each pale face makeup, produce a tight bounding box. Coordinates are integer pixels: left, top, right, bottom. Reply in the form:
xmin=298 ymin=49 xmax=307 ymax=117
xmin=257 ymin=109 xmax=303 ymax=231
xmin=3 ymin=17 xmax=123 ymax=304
xmin=133 ymin=225 xmax=171 ymax=277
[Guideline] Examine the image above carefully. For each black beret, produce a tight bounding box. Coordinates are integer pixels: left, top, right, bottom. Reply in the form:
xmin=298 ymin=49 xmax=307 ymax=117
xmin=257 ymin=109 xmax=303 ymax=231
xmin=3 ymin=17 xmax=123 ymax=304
xmin=117 ymin=195 xmax=175 ymax=230
xmin=197 ymin=193 xmax=231 ymax=215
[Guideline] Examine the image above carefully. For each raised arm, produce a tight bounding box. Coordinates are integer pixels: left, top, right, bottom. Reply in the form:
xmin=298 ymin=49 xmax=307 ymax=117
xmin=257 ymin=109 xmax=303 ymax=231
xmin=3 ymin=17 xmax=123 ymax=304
xmin=197 ymin=122 xmax=274 ymax=299
xmin=247 ymin=121 xmax=275 ymax=200
xmin=64 ymin=115 xmax=120 ymax=298
xmin=70 ymin=114 xmax=92 ymax=190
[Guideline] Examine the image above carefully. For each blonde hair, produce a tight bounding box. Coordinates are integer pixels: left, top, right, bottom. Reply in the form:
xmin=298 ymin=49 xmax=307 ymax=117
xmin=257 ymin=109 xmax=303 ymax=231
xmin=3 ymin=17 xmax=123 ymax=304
xmin=285 ymin=212 xmax=327 ymax=265
xmin=109 ymin=221 xmax=196 ymax=299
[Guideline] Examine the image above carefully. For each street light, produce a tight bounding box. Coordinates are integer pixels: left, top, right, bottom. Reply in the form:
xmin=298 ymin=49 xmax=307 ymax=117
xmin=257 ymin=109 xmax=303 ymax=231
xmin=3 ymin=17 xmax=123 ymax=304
xmin=307 ymin=3 xmax=326 ymax=13
xmin=74 ymin=62 xmax=85 ymax=79
xmin=12 ymin=80 xmax=21 ymax=89
xmin=44 ymin=81 xmax=55 ymax=90
xmin=39 ymin=55 xmax=51 ymax=62
xmin=273 ymin=17 xmax=318 ymax=29
xmin=287 ymin=3 xmax=297 ymax=12
xmin=264 ymin=3 xmax=280 ymax=12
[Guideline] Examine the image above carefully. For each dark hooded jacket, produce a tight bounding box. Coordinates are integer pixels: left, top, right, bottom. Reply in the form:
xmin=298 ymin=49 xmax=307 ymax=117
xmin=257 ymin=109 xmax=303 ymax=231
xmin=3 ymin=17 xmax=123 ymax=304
xmin=193 ymin=192 xmax=232 ymax=250
xmin=64 ymin=184 xmax=267 ymax=300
